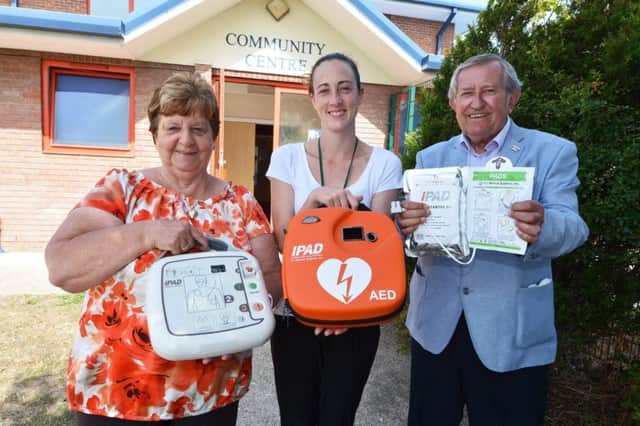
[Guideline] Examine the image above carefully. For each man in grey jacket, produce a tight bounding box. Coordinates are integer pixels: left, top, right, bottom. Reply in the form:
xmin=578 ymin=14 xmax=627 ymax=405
xmin=397 ymin=54 xmax=589 ymax=425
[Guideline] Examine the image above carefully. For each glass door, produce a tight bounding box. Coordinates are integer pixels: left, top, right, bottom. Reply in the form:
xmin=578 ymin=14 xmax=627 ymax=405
xmin=273 ymin=88 xmax=320 ymax=149
xmin=211 ymin=69 xmax=226 ymax=179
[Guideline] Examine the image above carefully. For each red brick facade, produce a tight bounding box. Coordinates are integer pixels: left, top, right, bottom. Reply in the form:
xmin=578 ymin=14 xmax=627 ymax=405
xmin=0 ymin=49 xmax=192 ymax=250
xmin=17 ymin=0 xmax=87 ymax=14
xmin=386 ymin=14 xmax=455 ymax=55
xmin=0 ymin=50 xmax=400 ymax=251
xmin=358 ymin=84 xmax=399 ymax=149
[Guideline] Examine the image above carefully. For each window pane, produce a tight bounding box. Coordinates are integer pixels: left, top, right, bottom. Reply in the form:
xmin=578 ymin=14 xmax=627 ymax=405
xmin=53 ymin=74 xmax=130 ymax=148
xmin=90 ymin=0 xmax=129 ymax=17
xmin=278 ymin=91 xmax=320 ymax=146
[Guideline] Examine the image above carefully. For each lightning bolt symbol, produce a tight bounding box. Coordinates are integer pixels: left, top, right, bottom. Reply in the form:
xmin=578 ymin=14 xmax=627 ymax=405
xmin=336 ymin=262 xmax=353 ymax=303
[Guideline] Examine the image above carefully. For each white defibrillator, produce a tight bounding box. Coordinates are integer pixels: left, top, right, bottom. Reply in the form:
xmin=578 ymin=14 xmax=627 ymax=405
xmin=144 ymin=238 xmax=275 ymax=361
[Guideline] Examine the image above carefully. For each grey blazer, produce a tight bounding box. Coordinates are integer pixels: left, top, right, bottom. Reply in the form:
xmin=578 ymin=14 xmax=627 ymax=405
xmin=406 ymin=121 xmax=589 ymax=372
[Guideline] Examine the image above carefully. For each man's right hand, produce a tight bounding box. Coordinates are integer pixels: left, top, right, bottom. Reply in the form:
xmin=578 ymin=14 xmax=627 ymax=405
xmin=397 ymin=201 xmax=430 ymax=235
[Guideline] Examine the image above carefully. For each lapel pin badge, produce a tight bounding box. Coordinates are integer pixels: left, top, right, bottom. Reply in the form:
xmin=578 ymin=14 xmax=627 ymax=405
xmin=487 ymin=156 xmax=513 ymax=169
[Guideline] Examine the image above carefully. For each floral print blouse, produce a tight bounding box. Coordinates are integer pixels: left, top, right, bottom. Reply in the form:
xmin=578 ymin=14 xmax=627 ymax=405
xmin=66 ymin=169 xmax=271 ymax=420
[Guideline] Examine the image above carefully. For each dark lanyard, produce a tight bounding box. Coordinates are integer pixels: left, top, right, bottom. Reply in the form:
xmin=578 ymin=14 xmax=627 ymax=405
xmin=318 ymin=137 xmax=358 ymax=188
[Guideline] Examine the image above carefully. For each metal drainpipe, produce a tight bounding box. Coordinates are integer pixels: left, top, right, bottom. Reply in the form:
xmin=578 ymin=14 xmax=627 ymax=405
xmin=387 ymin=94 xmax=397 ymax=151
xmin=436 ymin=8 xmax=457 ymax=55
xmin=407 ymin=85 xmax=416 ymax=133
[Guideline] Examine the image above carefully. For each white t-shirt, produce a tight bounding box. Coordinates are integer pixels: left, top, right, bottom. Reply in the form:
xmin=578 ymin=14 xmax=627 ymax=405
xmin=266 ymin=142 xmax=403 ymax=316
xmin=266 ymin=142 xmax=403 ymax=213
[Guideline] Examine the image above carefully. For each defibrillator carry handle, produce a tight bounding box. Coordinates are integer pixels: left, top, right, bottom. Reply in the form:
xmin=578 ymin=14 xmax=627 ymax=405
xmin=198 ymin=237 xmax=235 ymax=251
xmin=317 ymin=202 xmax=371 ymax=211
xmin=206 ymin=238 xmax=229 ymax=251
xmin=283 ymin=203 xmax=371 ymax=236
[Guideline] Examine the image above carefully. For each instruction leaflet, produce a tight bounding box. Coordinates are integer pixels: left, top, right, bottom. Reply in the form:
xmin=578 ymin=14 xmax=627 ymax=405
xmin=467 ymin=168 xmax=534 ymax=255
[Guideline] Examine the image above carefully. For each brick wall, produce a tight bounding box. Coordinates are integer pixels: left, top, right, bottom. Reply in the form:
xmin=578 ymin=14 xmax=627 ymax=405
xmin=0 ymin=49 xmax=400 ymax=251
xmin=0 ymin=6 xmax=445 ymax=251
xmin=18 ymin=0 xmax=87 ymax=14
xmin=0 ymin=0 xmax=11 ymax=6
xmin=386 ymin=14 xmax=455 ymax=54
xmin=358 ymin=84 xmax=399 ymax=149
xmin=0 ymin=49 xmax=190 ymax=251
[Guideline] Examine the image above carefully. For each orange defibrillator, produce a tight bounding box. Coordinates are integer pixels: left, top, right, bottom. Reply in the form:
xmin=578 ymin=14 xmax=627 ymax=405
xmin=281 ymin=207 xmax=406 ymax=328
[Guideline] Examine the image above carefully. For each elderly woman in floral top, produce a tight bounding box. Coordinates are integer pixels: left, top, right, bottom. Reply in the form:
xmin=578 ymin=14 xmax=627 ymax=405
xmin=45 ymin=72 xmax=282 ymax=425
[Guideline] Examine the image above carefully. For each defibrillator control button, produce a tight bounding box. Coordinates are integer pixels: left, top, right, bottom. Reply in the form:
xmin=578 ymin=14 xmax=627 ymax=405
xmin=239 ymin=304 xmax=249 ymax=312
xmin=366 ymin=232 xmax=378 ymax=242
xmin=249 ymin=282 xmax=258 ymax=290
xmin=302 ymin=215 xmax=321 ymax=224
xmin=252 ymin=302 xmax=264 ymax=312
xmin=243 ymin=264 xmax=256 ymax=277
xmin=463 ymin=287 xmax=470 ymax=295
xmin=234 ymin=283 xmax=244 ymax=291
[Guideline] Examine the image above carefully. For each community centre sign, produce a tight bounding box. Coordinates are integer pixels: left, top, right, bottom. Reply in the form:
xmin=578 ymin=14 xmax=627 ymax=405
xmin=224 ymin=32 xmax=327 ymax=74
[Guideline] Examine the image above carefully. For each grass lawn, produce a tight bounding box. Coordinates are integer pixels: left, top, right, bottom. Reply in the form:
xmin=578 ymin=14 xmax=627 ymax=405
xmin=0 ymin=294 xmax=83 ymax=426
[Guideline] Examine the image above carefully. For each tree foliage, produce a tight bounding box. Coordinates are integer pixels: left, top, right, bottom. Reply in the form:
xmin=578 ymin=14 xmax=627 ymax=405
xmin=404 ymin=0 xmax=640 ymax=347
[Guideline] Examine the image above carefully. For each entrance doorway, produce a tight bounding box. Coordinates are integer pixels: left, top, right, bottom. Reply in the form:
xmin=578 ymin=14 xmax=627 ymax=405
xmin=254 ymin=124 xmax=272 ymax=217
xmin=213 ymin=78 xmax=320 ymax=216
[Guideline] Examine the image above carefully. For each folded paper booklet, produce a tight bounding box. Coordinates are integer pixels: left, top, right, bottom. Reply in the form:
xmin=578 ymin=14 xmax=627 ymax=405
xmin=403 ymin=159 xmax=535 ymax=257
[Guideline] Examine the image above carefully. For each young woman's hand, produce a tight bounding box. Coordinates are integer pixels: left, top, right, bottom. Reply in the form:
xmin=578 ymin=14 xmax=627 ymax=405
xmin=308 ymin=187 xmax=363 ymax=209
xmin=314 ymin=327 xmax=349 ymax=336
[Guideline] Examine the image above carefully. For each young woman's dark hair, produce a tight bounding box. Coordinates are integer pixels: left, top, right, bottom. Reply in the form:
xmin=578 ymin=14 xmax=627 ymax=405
xmin=308 ymin=52 xmax=361 ymax=94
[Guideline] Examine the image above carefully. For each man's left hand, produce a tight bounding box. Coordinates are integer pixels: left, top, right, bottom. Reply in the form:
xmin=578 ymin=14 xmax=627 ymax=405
xmin=509 ymin=200 xmax=544 ymax=244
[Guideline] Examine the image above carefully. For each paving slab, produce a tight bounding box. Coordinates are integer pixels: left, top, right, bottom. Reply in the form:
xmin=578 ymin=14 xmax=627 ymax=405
xmin=0 ymin=252 xmax=64 ymax=295
xmin=238 ymin=323 xmax=411 ymax=426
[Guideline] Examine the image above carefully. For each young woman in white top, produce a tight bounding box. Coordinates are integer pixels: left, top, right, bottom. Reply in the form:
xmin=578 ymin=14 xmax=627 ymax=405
xmin=266 ymin=52 xmax=402 ymax=426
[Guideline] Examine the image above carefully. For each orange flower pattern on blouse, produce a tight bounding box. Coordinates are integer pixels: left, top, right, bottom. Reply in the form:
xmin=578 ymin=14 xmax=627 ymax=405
xmin=66 ymin=169 xmax=271 ymax=420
